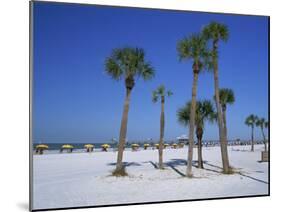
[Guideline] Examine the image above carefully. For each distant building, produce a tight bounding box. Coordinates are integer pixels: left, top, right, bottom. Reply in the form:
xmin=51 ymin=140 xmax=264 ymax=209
xmin=176 ymin=134 xmax=189 ymax=144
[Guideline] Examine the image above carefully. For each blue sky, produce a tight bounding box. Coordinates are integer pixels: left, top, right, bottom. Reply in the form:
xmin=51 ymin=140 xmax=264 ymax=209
xmin=33 ymin=2 xmax=269 ymax=143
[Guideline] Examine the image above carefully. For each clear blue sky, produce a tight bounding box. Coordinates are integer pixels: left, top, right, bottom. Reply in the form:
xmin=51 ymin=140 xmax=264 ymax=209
xmin=33 ymin=2 xmax=269 ymax=143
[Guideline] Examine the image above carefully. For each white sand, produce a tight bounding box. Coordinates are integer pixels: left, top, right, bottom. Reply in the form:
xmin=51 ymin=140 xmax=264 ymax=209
xmin=33 ymin=145 xmax=268 ymax=210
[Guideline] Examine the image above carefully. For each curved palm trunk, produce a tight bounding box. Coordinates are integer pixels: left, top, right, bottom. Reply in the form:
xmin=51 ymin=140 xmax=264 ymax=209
xmin=222 ymin=107 xmax=228 ymax=143
xmin=196 ymin=127 xmax=204 ymax=169
xmin=251 ymin=126 xmax=254 ymax=151
xmin=115 ymin=88 xmax=132 ymax=172
xmin=158 ymin=97 xmax=165 ymax=169
xmin=212 ymin=41 xmax=230 ymax=174
xmin=260 ymin=127 xmax=267 ymax=152
xmin=186 ymin=71 xmax=199 ymax=177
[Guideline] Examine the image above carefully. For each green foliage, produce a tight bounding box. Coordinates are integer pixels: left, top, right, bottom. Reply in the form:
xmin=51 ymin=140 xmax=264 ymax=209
xmin=217 ymin=88 xmax=235 ymax=109
xmin=245 ymin=114 xmax=258 ymax=127
xmin=105 ymin=47 xmax=155 ymax=83
xmin=152 ymin=85 xmax=173 ymax=103
xmin=177 ymin=100 xmax=216 ymax=129
xmin=202 ymin=22 xmax=229 ymax=42
xmin=177 ymin=33 xmax=211 ymax=72
xmin=256 ymin=117 xmax=267 ymax=129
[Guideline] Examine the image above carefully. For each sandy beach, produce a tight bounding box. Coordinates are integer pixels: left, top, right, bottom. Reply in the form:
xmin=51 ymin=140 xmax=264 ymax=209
xmin=33 ymin=144 xmax=268 ymax=210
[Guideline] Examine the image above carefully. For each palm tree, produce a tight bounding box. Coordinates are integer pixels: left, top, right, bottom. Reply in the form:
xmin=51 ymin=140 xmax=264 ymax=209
xmin=202 ymin=22 xmax=231 ymax=174
xmin=177 ymin=33 xmax=210 ymax=177
xmin=177 ymin=100 xmax=216 ymax=169
xmin=218 ymin=88 xmax=235 ymax=142
xmin=152 ymin=85 xmax=173 ymax=169
xmin=245 ymin=114 xmax=258 ymax=151
xmin=105 ymin=47 xmax=155 ymax=175
xmin=256 ymin=117 xmax=268 ymax=151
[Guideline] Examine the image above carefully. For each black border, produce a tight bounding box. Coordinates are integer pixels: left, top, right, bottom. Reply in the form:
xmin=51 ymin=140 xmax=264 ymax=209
xmin=29 ymin=1 xmax=270 ymax=211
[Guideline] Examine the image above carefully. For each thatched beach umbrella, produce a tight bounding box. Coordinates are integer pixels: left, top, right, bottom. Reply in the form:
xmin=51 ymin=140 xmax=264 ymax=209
xmin=35 ymin=144 xmax=48 ymax=154
xmin=131 ymin=143 xmax=140 ymax=151
xmin=154 ymin=143 xmax=159 ymax=149
xmin=171 ymin=143 xmax=178 ymax=149
xmin=101 ymin=144 xmax=110 ymax=152
xmin=84 ymin=144 xmax=94 ymax=152
xmin=60 ymin=144 xmax=74 ymax=153
xmin=178 ymin=143 xmax=185 ymax=148
xmin=143 ymin=143 xmax=150 ymax=150
xmin=164 ymin=143 xmax=169 ymax=149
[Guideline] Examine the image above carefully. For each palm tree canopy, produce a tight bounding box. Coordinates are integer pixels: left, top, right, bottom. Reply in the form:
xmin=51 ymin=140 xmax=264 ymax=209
xmin=177 ymin=100 xmax=216 ymax=129
xmin=202 ymin=22 xmax=229 ymax=42
xmin=256 ymin=117 xmax=267 ymax=128
xmin=177 ymin=33 xmax=211 ymax=72
xmin=105 ymin=47 xmax=155 ymax=85
xmin=216 ymin=88 xmax=235 ymax=108
xmin=245 ymin=114 xmax=258 ymax=127
xmin=152 ymin=85 xmax=173 ymax=103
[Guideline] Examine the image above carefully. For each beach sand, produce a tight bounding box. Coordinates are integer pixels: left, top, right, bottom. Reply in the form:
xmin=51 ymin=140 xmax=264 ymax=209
xmin=33 ymin=144 xmax=268 ymax=210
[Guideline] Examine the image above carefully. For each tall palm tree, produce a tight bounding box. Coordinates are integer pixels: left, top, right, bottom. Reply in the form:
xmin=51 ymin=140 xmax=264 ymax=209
xmin=152 ymin=85 xmax=173 ymax=169
xmin=177 ymin=34 xmax=210 ymax=177
xmin=245 ymin=114 xmax=258 ymax=151
xmin=177 ymin=100 xmax=216 ymax=169
xmin=218 ymin=88 xmax=235 ymax=142
xmin=256 ymin=117 xmax=268 ymax=151
xmin=202 ymin=22 xmax=231 ymax=174
xmin=105 ymin=47 xmax=155 ymax=175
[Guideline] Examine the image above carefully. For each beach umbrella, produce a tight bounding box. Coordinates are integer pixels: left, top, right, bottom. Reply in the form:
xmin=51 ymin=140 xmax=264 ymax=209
xmin=131 ymin=143 xmax=140 ymax=151
xmin=154 ymin=143 xmax=159 ymax=149
xmin=84 ymin=144 xmax=94 ymax=152
xmin=101 ymin=144 xmax=110 ymax=152
xmin=35 ymin=144 xmax=49 ymax=154
xmin=143 ymin=143 xmax=150 ymax=150
xmin=171 ymin=143 xmax=178 ymax=149
xmin=178 ymin=143 xmax=185 ymax=148
xmin=60 ymin=144 xmax=74 ymax=153
xmin=164 ymin=143 xmax=169 ymax=149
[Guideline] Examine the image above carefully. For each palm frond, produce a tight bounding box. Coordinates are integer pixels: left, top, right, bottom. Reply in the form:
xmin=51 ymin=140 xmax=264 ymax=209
xmin=217 ymin=88 xmax=235 ymax=107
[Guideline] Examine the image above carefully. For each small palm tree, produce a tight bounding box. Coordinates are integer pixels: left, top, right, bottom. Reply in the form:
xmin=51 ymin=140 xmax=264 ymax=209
xmin=105 ymin=47 xmax=155 ymax=175
xmin=177 ymin=33 xmax=210 ymax=177
xmin=245 ymin=114 xmax=258 ymax=151
xmin=177 ymin=100 xmax=216 ymax=169
xmin=152 ymin=85 xmax=173 ymax=169
xmin=218 ymin=88 xmax=235 ymax=140
xmin=202 ymin=21 xmax=231 ymax=174
xmin=256 ymin=117 xmax=268 ymax=151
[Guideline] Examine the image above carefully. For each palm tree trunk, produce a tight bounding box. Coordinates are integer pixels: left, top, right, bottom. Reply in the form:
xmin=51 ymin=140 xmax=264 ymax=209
xmin=251 ymin=126 xmax=254 ymax=151
xmin=115 ymin=88 xmax=132 ymax=172
xmin=222 ymin=107 xmax=228 ymax=143
xmin=212 ymin=41 xmax=230 ymax=174
xmin=196 ymin=127 xmax=203 ymax=169
xmin=186 ymin=71 xmax=199 ymax=177
xmin=261 ymin=127 xmax=267 ymax=152
xmin=159 ymin=97 xmax=165 ymax=169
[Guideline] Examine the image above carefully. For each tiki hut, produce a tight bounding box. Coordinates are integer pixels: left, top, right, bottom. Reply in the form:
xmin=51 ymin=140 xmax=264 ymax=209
xmin=171 ymin=143 xmax=178 ymax=149
xmin=131 ymin=143 xmax=140 ymax=151
xmin=60 ymin=144 xmax=74 ymax=153
xmin=101 ymin=144 xmax=110 ymax=152
xmin=154 ymin=143 xmax=159 ymax=149
xmin=178 ymin=143 xmax=185 ymax=148
xmin=35 ymin=144 xmax=49 ymax=154
xmin=84 ymin=144 xmax=94 ymax=152
xmin=143 ymin=143 xmax=150 ymax=150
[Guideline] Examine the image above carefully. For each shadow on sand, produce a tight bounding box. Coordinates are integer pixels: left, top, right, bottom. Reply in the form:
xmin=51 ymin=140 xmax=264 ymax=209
xmin=107 ymin=162 xmax=142 ymax=167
